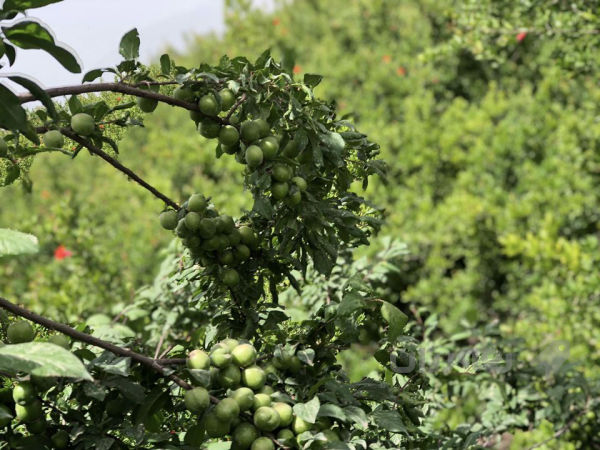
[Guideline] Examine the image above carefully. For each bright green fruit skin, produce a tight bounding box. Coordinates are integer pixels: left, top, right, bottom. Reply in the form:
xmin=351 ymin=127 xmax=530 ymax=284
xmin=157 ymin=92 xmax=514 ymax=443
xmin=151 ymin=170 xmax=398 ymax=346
xmin=235 ymin=244 xmax=251 ymax=261
xmin=211 ymin=348 xmax=232 ymax=368
xmin=245 ymin=145 xmax=264 ymax=168
xmin=259 ymin=385 xmax=274 ymax=395
xmin=173 ymin=86 xmax=195 ymax=102
xmin=199 ymin=119 xmax=222 ymax=139
xmin=215 ymin=397 xmax=240 ymax=421
xmin=272 ymin=182 xmax=289 ymax=200
xmin=137 ymin=96 xmax=158 ymax=113
xmin=198 ymin=218 xmax=217 ymax=239
xmin=254 ymin=118 xmax=270 ymax=138
xmin=272 ymin=402 xmax=293 ymax=427
xmin=238 ymin=226 xmax=258 ymax=248
xmin=253 ymin=393 xmax=272 ymax=410
xmin=51 ymin=430 xmax=69 ymax=449
xmin=287 ymin=356 xmax=302 ymax=373
xmin=242 ymin=366 xmax=266 ymax=390
xmin=70 ymin=113 xmax=95 ymax=136
xmin=219 ymin=89 xmax=236 ymax=111
xmin=15 ymin=399 xmax=42 ymax=423
xmin=7 ymin=321 xmax=35 ymax=344
xmin=184 ymin=424 xmax=205 ymax=445
xmin=251 ymin=437 xmax=275 ymax=450
xmin=13 ymin=382 xmax=35 ymax=405
xmin=231 ymin=387 xmax=255 ymax=411
xmin=272 ymin=164 xmax=292 ymax=182
xmin=0 ymin=404 xmax=12 ymax=427
xmin=204 ymin=412 xmax=231 ymax=438
xmin=0 ymin=137 xmax=7 ymax=157
xmin=287 ymin=190 xmax=302 ymax=206
xmin=221 ymin=338 xmax=240 ymax=352
xmin=184 ymin=387 xmax=210 ymax=414
xmin=219 ymin=125 xmax=240 ymax=146
xmin=218 ymin=364 xmax=242 ymax=389
xmin=198 ymin=94 xmax=219 ymax=116
xmin=277 ymin=428 xmax=295 ymax=443
xmin=184 ymin=211 xmax=202 ymax=231
xmin=159 ymin=210 xmax=178 ymax=230
xmin=42 ymin=130 xmax=64 ymax=148
xmin=190 ymin=110 xmax=203 ymax=122
xmin=231 ymin=343 xmax=257 ymax=367
xmin=291 ymin=176 xmax=308 ymax=192
xmin=222 ymin=268 xmax=240 ymax=287
xmin=259 ymin=137 xmax=279 ymax=159
xmin=282 ymin=139 xmax=300 ymax=158
xmin=240 ymin=121 xmax=262 ymax=143
xmin=187 ymin=349 xmax=211 ymax=370
xmin=293 ymin=416 xmax=312 ymax=434
xmin=254 ymin=406 xmax=281 ymax=431
xmin=233 ymin=422 xmax=259 ymax=449
xmin=188 ymin=194 xmax=207 ymax=212
xmin=216 ymin=215 xmax=235 ymax=234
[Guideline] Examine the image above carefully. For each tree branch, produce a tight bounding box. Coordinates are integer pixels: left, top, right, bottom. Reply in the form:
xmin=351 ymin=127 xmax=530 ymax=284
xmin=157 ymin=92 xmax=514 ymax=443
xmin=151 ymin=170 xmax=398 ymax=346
xmin=18 ymin=82 xmax=226 ymax=125
xmin=0 ymin=297 xmax=192 ymax=390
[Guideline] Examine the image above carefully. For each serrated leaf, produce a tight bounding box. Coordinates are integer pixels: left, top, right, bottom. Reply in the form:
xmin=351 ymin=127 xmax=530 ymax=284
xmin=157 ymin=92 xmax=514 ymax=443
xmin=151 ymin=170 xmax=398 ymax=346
xmin=318 ymin=403 xmax=346 ymax=421
xmin=0 ymin=343 xmax=92 ymax=380
xmin=381 ymin=301 xmax=408 ymax=340
xmin=0 ymin=228 xmax=38 ymax=257
xmin=338 ymin=292 xmax=364 ymax=316
xmin=293 ymin=396 xmax=320 ymax=423
xmin=119 ymin=28 xmax=140 ymax=60
xmin=372 ymin=410 xmax=407 ymax=433
xmin=344 ymin=405 xmax=369 ymax=429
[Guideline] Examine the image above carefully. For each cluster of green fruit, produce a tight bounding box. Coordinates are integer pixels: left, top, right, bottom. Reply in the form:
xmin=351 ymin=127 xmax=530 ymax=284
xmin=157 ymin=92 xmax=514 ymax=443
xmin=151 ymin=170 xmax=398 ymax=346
xmin=159 ymin=193 xmax=259 ymax=287
xmin=182 ymin=339 xmax=341 ymax=449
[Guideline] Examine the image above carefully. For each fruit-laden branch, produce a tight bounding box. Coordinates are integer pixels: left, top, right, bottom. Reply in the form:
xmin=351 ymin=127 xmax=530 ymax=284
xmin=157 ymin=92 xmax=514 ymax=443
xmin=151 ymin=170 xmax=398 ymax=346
xmin=17 ymin=82 xmax=226 ymax=125
xmin=59 ymin=129 xmax=180 ymax=210
xmin=0 ymin=297 xmax=192 ymax=390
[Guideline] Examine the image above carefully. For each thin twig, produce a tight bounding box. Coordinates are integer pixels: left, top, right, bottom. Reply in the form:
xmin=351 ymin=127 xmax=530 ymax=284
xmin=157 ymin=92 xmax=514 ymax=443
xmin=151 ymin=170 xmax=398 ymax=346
xmin=225 ymin=93 xmax=247 ymax=120
xmin=0 ymin=297 xmax=192 ymax=390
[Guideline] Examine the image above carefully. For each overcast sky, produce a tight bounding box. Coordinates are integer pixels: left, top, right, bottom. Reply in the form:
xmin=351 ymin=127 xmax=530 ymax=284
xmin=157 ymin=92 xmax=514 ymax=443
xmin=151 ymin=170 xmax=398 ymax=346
xmin=1 ymin=0 xmax=272 ymax=90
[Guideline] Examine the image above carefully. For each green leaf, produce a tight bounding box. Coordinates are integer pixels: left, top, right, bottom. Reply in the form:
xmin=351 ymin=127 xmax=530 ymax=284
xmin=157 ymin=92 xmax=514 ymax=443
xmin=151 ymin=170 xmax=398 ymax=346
xmin=8 ymin=75 xmax=58 ymax=120
xmin=67 ymin=95 xmax=83 ymax=114
xmin=3 ymin=0 xmax=62 ymax=11
xmin=318 ymin=403 xmax=346 ymax=421
xmin=119 ymin=28 xmax=140 ymax=60
xmin=0 ymin=228 xmax=38 ymax=257
xmin=303 ymin=73 xmax=323 ymax=88
xmin=252 ymin=196 xmax=274 ymax=219
xmin=293 ymin=396 xmax=320 ymax=423
xmin=0 ymin=83 xmax=28 ymax=131
xmin=381 ymin=301 xmax=408 ymax=340
xmin=372 ymin=410 xmax=407 ymax=433
xmin=0 ymin=343 xmax=92 ymax=380
xmin=0 ymin=405 xmax=13 ymax=421
xmin=2 ymin=20 xmax=81 ymax=73
xmin=160 ymin=54 xmax=171 ymax=74
xmin=344 ymin=405 xmax=369 ymax=429
xmin=321 ymin=132 xmax=345 ymax=153
xmin=338 ymin=292 xmax=364 ymax=316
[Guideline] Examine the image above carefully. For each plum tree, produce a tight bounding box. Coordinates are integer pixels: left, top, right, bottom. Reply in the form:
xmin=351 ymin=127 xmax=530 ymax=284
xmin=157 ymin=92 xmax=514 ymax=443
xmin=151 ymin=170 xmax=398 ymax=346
xmin=7 ymin=321 xmax=35 ymax=344
xmin=42 ymin=130 xmax=64 ymax=148
xmin=70 ymin=113 xmax=95 ymax=136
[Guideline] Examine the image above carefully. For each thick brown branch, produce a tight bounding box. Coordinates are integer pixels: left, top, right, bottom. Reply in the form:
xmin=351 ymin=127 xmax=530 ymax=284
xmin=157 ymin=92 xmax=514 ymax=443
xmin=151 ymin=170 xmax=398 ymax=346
xmin=0 ymin=297 xmax=192 ymax=390
xmin=60 ymin=129 xmax=180 ymax=210
xmin=18 ymin=82 xmax=226 ymax=125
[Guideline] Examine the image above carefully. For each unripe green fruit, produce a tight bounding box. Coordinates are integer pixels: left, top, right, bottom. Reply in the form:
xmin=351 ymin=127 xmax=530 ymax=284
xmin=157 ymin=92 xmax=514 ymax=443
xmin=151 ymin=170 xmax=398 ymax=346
xmin=184 ymin=424 xmax=205 ymax=446
xmin=198 ymin=93 xmax=219 ymax=116
xmin=232 ymin=343 xmax=257 ymax=367
xmin=211 ymin=347 xmax=232 ymax=368
xmin=15 ymin=399 xmax=42 ymax=422
xmin=137 ymin=96 xmax=158 ymax=113
xmin=233 ymin=422 xmax=260 ymax=449
xmin=204 ymin=412 xmax=230 ymax=437
xmin=245 ymin=145 xmax=264 ymax=168
xmin=202 ymin=236 xmax=220 ymax=252
xmin=272 ymin=402 xmax=293 ymax=427
xmin=315 ymin=430 xmax=341 ymax=448
xmin=222 ymin=143 xmax=238 ymax=155
xmin=13 ymin=382 xmax=35 ymax=405
xmin=287 ymin=190 xmax=302 ymax=206
xmin=219 ymin=250 xmax=235 ymax=265
xmin=254 ymin=119 xmax=270 ymax=138
xmin=175 ymin=219 xmax=190 ymax=238
xmin=238 ymin=226 xmax=258 ymax=248
xmin=287 ymin=356 xmax=302 ymax=373
xmin=235 ymin=244 xmax=251 ymax=261
xmin=282 ymin=139 xmax=300 ymax=158
xmin=184 ymin=387 xmax=210 ymax=414
xmin=51 ymin=430 xmax=69 ymax=449
xmin=187 ymin=349 xmax=210 ymax=370
xmin=159 ymin=210 xmax=178 ymax=230
xmin=215 ymin=397 xmax=240 ymax=421
xmin=215 ymin=234 xmax=230 ymax=251
xmin=271 ymin=182 xmax=289 ymax=200
xmin=42 ymin=130 xmax=64 ymax=148
xmin=219 ymin=125 xmax=240 ymax=146
xmin=228 ymin=229 xmax=242 ymax=246
xmin=219 ymin=89 xmax=236 ymax=111
xmin=254 ymin=406 xmax=281 ymax=431
xmin=259 ymin=385 xmax=274 ymax=395
xmin=173 ymin=86 xmax=195 ymax=102
xmin=242 ymin=366 xmax=266 ymax=390
xmin=292 ymin=416 xmax=312 ymax=434
xmin=26 ymin=418 xmax=46 ymax=434
xmin=190 ymin=110 xmax=203 ymax=122
xmin=218 ymin=364 xmax=241 ymax=389
xmin=199 ymin=119 xmax=222 ymax=139
xmin=240 ymin=120 xmax=262 ymax=143
xmin=259 ymin=137 xmax=279 ymax=159
xmin=315 ymin=417 xmax=332 ymax=430
xmin=221 ymin=338 xmax=240 ymax=352
xmin=251 ymin=437 xmax=275 ymax=450
xmin=188 ymin=194 xmax=208 ymax=212
xmin=217 ymin=215 xmax=235 ymax=234
xmin=277 ymin=428 xmax=295 ymax=444
xmin=222 ymin=268 xmax=240 ymax=287
xmin=231 ymin=387 xmax=255 ymax=411
xmin=184 ymin=211 xmax=202 ymax=231
xmin=7 ymin=321 xmax=35 ymax=344
xmin=272 ymin=164 xmax=292 ymax=182
xmin=70 ymin=113 xmax=95 ymax=136
xmin=0 ymin=137 xmax=7 ymax=157
xmin=0 ymin=404 xmax=12 ymax=427
xmin=198 ymin=218 xmax=217 ymax=239
xmin=253 ymin=393 xmax=271 ymax=410
xmin=291 ymin=176 xmax=307 ymax=192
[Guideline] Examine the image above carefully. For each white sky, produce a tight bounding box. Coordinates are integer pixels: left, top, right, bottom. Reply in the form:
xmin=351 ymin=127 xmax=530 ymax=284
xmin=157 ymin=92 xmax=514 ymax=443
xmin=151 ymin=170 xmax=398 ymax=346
xmin=1 ymin=0 xmax=272 ymax=90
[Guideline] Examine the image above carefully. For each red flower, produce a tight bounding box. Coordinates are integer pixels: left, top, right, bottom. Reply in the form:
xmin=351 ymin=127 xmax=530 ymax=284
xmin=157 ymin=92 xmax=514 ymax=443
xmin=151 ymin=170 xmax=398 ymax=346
xmin=516 ymin=32 xmax=527 ymax=42
xmin=54 ymin=245 xmax=73 ymax=260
